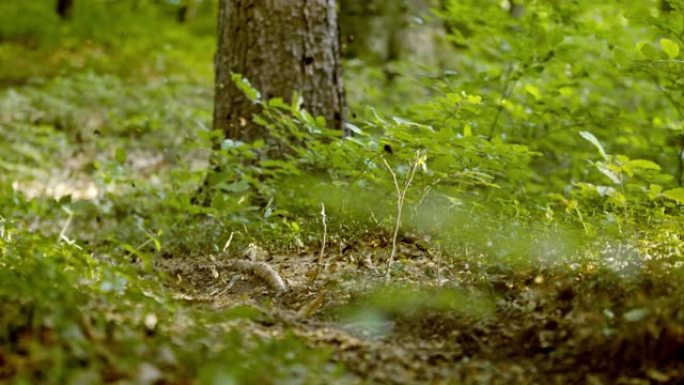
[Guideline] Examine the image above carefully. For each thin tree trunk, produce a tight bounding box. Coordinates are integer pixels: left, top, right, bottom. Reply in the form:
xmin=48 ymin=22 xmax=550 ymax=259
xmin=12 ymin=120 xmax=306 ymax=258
xmin=178 ymin=0 xmax=194 ymax=23
xmin=339 ymin=0 xmax=404 ymax=63
xmin=214 ymin=0 xmax=346 ymax=141
xmin=57 ymin=0 xmax=74 ymax=20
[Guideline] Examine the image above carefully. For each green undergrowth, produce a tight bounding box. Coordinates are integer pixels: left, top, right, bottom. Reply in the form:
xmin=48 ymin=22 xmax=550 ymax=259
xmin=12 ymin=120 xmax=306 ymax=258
xmin=0 ymin=193 xmax=345 ymax=385
xmin=0 ymin=0 xmax=215 ymax=84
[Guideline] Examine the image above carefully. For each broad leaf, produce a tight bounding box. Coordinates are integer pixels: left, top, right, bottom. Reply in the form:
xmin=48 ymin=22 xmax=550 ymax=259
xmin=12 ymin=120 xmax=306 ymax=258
xmin=579 ymin=131 xmax=608 ymax=160
xmin=663 ymin=188 xmax=684 ymax=203
xmin=660 ymin=38 xmax=680 ymax=59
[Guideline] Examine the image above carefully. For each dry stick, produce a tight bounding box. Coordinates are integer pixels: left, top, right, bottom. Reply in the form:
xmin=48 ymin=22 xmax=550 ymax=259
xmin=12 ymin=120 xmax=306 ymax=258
xmin=381 ymin=155 xmax=419 ymax=281
xmin=58 ymin=207 xmax=82 ymax=249
xmin=317 ymin=203 xmax=327 ymax=268
xmin=230 ymin=260 xmax=287 ymax=292
xmin=58 ymin=207 xmax=73 ymax=243
xmin=308 ymin=203 xmax=328 ymax=285
xmin=214 ymin=233 xmax=287 ymax=292
xmin=222 ymin=231 xmax=234 ymax=252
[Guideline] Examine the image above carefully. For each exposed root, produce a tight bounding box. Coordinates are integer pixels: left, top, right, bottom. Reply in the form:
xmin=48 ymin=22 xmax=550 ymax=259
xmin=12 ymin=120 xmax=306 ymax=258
xmin=224 ymin=260 xmax=288 ymax=292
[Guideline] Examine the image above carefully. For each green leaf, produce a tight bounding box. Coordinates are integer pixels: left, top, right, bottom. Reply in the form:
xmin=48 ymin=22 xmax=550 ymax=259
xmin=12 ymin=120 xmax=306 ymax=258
xmin=115 ymin=148 xmax=127 ymax=164
xmin=211 ymin=193 xmax=231 ymax=211
xmin=466 ymin=94 xmax=482 ymax=104
xmin=660 ymin=38 xmax=680 ymax=59
xmin=579 ymin=131 xmax=608 ymax=160
xmin=291 ymin=92 xmax=303 ymax=112
xmin=222 ymin=180 xmax=250 ymax=193
xmin=648 ymin=184 xmax=663 ymax=200
xmin=446 ymin=92 xmax=462 ymax=104
xmin=637 ymin=42 xmax=659 ymax=59
xmin=230 ymin=73 xmax=261 ymax=102
xmin=662 ymin=188 xmax=684 ymax=203
xmin=596 ymin=164 xmax=621 ymax=184
xmin=345 ymin=122 xmax=365 ymax=135
xmin=392 ymin=116 xmax=422 ymax=127
xmin=626 ymin=159 xmax=660 ymax=170
xmin=151 ymin=236 xmax=161 ymax=252
xmin=267 ymin=97 xmax=288 ymax=110
xmin=523 ymin=84 xmax=541 ymax=100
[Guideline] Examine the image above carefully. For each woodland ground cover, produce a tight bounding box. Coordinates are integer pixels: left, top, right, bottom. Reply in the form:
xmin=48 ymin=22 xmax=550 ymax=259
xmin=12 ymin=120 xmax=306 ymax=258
xmin=1 ymin=1 xmax=683 ymax=384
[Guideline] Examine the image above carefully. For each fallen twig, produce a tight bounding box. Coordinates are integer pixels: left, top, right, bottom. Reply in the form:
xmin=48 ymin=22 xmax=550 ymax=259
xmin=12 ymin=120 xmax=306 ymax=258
xmin=214 ymin=259 xmax=288 ymax=292
xmin=222 ymin=231 xmax=234 ymax=252
xmin=318 ymin=203 xmax=327 ymax=267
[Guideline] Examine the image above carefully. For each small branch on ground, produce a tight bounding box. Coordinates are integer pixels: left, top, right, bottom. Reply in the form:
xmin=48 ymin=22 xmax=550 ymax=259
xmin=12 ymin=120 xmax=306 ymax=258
xmin=222 ymin=231 xmax=234 ymax=252
xmin=318 ymin=203 xmax=327 ymax=267
xmin=318 ymin=203 xmax=328 ymax=266
xmin=213 ymin=243 xmax=287 ymax=292
xmin=229 ymin=260 xmax=288 ymax=292
xmin=306 ymin=203 xmax=328 ymax=284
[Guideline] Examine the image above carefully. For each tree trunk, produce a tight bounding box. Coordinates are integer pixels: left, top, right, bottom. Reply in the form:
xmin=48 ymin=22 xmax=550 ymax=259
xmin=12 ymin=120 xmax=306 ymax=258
xmin=338 ymin=0 xmax=406 ymax=63
xmin=57 ymin=0 xmax=74 ymax=20
xmin=339 ymin=0 xmax=446 ymax=68
xmin=178 ymin=0 xmax=194 ymax=23
xmin=214 ymin=0 xmax=346 ymax=141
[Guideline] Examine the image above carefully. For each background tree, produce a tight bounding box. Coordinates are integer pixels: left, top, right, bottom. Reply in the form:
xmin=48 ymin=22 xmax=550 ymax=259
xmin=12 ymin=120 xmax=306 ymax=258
xmin=56 ymin=0 xmax=74 ymax=19
xmin=177 ymin=0 xmax=195 ymax=23
xmin=339 ymin=0 xmax=445 ymax=67
xmin=213 ymin=0 xmax=346 ymax=140
xmin=338 ymin=0 xmax=407 ymax=63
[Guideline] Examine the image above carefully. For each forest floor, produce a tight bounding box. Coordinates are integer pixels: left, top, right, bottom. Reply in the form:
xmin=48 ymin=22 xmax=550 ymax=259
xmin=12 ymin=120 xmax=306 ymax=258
xmin=2 ymin=64 xmax=683 ymax=385
xmin=154 ymin=237 xmax=684 ymax=385
xmin=21 ymin=152 xmax=678 ymax=385
xmin=13 ymin=161 xmax=684 ymax=385
xmin=11 ymin=153 xmax=684 ymax=384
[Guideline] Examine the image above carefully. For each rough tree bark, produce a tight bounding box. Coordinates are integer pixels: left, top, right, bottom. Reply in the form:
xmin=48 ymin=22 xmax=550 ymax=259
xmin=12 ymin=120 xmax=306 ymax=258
xmin=213 ymin=0 xmax=346 ymax=141
xmin=56 ymin=0 xmax=74 ymax=19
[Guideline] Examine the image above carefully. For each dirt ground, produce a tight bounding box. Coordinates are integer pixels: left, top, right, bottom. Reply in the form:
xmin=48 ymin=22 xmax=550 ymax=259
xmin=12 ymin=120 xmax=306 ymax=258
xmin=154 ymin=236 xmax=684 ymax=385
